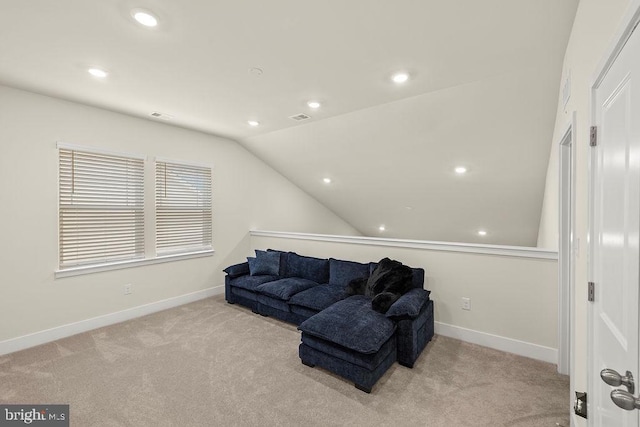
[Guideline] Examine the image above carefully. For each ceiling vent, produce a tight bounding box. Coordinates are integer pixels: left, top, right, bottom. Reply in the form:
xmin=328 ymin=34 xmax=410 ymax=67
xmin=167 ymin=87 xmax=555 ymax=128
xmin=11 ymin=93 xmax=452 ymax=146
xmin=150 ymin=112 xmax=173 ymax=120
xmin=289 ymin=113 xmax=311 ymax=121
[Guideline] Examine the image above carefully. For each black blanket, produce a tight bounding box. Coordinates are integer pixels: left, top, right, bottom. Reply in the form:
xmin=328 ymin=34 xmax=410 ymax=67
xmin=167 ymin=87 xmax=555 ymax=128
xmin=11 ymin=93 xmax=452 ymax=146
xmin=346 ymin=257 xmax=413 ymax=313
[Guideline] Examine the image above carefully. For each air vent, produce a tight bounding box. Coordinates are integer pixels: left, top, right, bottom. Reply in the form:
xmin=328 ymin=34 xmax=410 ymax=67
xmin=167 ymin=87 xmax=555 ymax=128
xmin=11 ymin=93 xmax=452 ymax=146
xmin=289 ymin=113 xmax=311 ymax=121
xmin=150 ymin=112 xmax=173 ymax=120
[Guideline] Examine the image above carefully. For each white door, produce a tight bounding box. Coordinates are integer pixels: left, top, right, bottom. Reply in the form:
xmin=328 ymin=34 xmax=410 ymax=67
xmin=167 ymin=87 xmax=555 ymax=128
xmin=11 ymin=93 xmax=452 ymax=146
xmin=591 ymin=23 xmax=640 ymax=427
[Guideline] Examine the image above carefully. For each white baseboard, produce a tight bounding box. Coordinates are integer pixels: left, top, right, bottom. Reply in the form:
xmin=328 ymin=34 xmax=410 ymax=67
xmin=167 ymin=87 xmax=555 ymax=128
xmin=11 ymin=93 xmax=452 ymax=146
xmin=435 ymin=321 xmax=558 ymax=364
xmin=2 ymin=290 xmax=558 ymax=365
xmin=0 ymin=285 xmax=224 ymax=356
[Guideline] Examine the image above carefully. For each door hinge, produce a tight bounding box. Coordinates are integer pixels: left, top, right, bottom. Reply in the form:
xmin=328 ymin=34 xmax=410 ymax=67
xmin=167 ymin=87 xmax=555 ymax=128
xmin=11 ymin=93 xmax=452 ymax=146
xmin=590 ymin=126 xmax=598 ymax=146
xmin=588 ymin=281 xmax=595 ymax=302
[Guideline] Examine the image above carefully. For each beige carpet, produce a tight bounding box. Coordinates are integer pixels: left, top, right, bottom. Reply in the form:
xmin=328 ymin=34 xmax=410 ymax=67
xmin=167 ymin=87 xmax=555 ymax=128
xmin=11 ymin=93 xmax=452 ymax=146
xmin=0 ymin=296 xmax=570 ymax=426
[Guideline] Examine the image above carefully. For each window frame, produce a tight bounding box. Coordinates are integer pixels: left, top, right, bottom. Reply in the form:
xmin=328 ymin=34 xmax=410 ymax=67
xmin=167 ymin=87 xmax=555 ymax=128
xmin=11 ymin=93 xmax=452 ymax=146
xmin=55 ymin=143 xmax=214 ymax=279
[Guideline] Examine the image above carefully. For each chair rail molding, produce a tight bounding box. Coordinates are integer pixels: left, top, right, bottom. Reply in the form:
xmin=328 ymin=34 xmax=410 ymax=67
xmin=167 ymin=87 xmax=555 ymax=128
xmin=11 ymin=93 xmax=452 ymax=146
xmin=250 ymin=230 xmax=558 ymax=260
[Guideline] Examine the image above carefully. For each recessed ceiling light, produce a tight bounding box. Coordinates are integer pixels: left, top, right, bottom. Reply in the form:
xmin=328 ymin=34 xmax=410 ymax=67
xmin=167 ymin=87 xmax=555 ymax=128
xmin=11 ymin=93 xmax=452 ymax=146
xmin=248 ymin=120 xmax=260 ymax=127
xmin=132 ymin=10 xmax=158 ymax=27
xmin=455 ymin=166 xmax=467 ymax=174
xmin=478 ymin=230 xmax=487 ymax=236
xmin=88 ymin=68 xmax=108 ymax=78
xmin=323 ymin=178 xmax=332 ymax=184
xmin=307 ymin=101 xmax=321 ymax=109
xmin=379 ymin=225 xmax=386 ymax=232
xmin=391 ymin=72 xmax=409 ymax=84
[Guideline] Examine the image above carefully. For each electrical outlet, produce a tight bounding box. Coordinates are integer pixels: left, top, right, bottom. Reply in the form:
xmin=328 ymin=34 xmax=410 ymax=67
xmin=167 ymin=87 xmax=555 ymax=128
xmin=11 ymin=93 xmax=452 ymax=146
xmin=124 ymin=284 xmax=132 ymax=295
xmin=461 ymin=297 xmax=471 ymax=310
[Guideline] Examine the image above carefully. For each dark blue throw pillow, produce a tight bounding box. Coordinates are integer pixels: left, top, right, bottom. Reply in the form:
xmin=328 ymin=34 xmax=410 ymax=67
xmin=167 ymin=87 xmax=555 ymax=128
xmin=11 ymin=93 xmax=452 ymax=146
xmin=385 ymin=288 xmax=431 ymax=319
xmin=247 ymin=257 xmax=257 ymax=274
xmin=249 ymin=250 xmax=280 ymax=276
xmin=267 ymin=249 xmax=289 ymax=276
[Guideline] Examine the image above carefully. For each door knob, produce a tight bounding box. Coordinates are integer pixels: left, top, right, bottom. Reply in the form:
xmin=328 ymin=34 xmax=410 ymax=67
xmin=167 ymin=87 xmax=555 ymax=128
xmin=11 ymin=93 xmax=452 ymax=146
xmin=601 ymin=369 xmax=635 ymax=394
xmin=611 ymin=389 xmax=640 ymax=411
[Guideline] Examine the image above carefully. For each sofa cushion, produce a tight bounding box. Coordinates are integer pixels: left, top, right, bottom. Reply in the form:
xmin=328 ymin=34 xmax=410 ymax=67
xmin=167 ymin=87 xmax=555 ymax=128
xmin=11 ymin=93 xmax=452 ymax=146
xmin=286 ymin=253 xmax=330 ymax=283
xmin=257 ymin=294 xmax=291 ymax=312
xmin=249 ymin=250 xmax=281 ymax=276
xmin=329 ymin=258 xmax=369 ymax=287
xmin=223 ymin=262 xmax=249 ymax=279
xmin=290 ymin=305 xmax=319 ymax=319
xmin=231 ymin=287 xmax=259 ymax=302
xmin=255 ymin=278 xmax=320 ymax=301
xmin=288 ymin=285 xmax=348 ymax=312
xmin=301 ymin=331 xmax=396 ymax=371
xmin=385 ymin=288 xmax=431 ymax=319
xmin=298 ymin=295 xmax=396 ymax=354
xmin=229 ymin=274 xmax=278 ymax=292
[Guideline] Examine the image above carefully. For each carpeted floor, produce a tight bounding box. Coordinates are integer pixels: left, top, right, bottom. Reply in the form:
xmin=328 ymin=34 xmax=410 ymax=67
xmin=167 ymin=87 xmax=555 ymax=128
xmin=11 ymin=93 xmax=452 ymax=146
xmin=0 ymin=295 xmax=570 ymax=426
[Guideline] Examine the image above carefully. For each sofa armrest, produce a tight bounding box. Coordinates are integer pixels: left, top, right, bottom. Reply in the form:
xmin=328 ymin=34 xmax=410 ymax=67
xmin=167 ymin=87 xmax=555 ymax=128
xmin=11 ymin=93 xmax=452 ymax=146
xmin=395 ymin=299 xmax=434 ymax=367
xmin=223 ymin=262 xmax=250 ymax=279
xmin=385 ymin=288 xmax=431 ymax=320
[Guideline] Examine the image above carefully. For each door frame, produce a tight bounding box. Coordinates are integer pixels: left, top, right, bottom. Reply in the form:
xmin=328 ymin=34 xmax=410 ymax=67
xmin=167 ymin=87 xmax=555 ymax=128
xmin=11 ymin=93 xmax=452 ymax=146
xmin=558 ymin=111 xmax=576 ymax=380
xmin=558 ymin=112 xmax=576 ymax=379
xmin=588 ymin=2 xmax=640 ymax=425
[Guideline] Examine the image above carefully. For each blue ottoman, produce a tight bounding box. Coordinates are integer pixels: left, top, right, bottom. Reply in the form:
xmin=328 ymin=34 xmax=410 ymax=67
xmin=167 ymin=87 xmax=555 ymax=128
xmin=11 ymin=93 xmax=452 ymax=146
xmin=297 ymin=295 xmax=397 ymax=393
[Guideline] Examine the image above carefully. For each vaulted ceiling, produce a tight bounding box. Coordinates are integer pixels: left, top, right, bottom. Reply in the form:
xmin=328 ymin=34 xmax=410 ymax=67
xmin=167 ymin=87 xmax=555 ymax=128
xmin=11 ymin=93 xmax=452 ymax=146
xmin=0 ymin=0 xmax=578 ymax=246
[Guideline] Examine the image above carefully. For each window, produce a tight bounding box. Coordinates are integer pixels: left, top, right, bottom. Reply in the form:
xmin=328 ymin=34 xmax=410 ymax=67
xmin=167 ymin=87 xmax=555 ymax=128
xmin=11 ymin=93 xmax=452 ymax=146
xmin=58 ymin=144 xmax=145 ymax=269
xmin=155 ymin=160 xmax=212 ymax=255
xmin=57 ymin=144 xmax=213 ymax=276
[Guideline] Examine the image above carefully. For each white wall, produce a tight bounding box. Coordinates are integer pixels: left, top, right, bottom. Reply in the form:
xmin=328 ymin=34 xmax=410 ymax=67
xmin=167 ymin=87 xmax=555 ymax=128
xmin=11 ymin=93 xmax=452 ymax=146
xmin=243 ymin=64 xmax=561 ymax=247
xmin=537 ymin=0 xmax=630 ymax=249
xmin=536 ymin=0 xmax=631 ymax=424
xmin=251 ymin=231 xmax=558 ymax=362
xmin=0 ymin=85 xmax=359 ymax=347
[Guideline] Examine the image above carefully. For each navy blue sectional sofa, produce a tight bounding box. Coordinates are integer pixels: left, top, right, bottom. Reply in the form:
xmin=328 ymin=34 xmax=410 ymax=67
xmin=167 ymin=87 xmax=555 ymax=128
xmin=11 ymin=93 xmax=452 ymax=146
xmin=224 ymin=249 xmax=434 ymax=392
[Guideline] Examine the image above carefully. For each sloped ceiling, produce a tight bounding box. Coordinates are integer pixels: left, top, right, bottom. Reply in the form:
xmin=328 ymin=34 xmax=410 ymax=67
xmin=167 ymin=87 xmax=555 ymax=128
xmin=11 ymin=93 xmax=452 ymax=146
xmin=0 ymin=0 xmax=578 ymax=246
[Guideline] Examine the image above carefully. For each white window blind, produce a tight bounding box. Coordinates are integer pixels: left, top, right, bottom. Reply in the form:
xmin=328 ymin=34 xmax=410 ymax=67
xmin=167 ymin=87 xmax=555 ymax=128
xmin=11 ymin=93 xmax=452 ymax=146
xmin=58 ymin=146 xmax=145 ymax=269
xmin=155 ymin=160 xmax=212 ymax=255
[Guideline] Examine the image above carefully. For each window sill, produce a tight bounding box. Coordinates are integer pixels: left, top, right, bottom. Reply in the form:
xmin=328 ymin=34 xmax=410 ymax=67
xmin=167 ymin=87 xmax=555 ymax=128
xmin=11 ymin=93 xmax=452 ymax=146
xmin=54 ymin=249 xmax=215 ymax=279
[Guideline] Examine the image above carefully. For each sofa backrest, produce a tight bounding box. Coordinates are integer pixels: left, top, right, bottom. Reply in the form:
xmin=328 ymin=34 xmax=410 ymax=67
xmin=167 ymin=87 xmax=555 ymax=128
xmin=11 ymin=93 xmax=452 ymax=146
xmin=410 ymin=268 xmax=425 ymax=289
xmin=328 ymin=258 xmax=370 ymax=287
xmin=264 ymin=249 xmax=424 ymax=288
xmin=284 ymin=252 xmax=330 ymax=283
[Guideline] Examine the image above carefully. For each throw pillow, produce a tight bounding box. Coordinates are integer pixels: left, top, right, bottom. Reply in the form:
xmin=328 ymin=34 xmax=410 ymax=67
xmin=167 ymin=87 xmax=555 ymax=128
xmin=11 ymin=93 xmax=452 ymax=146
xmin=249 ymin=250 xmax=280 ymax=276
xmin=385 ymin=288 xmax=431 ymax=319
xmin=247 ymin=257 xmax=257 ymax=274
